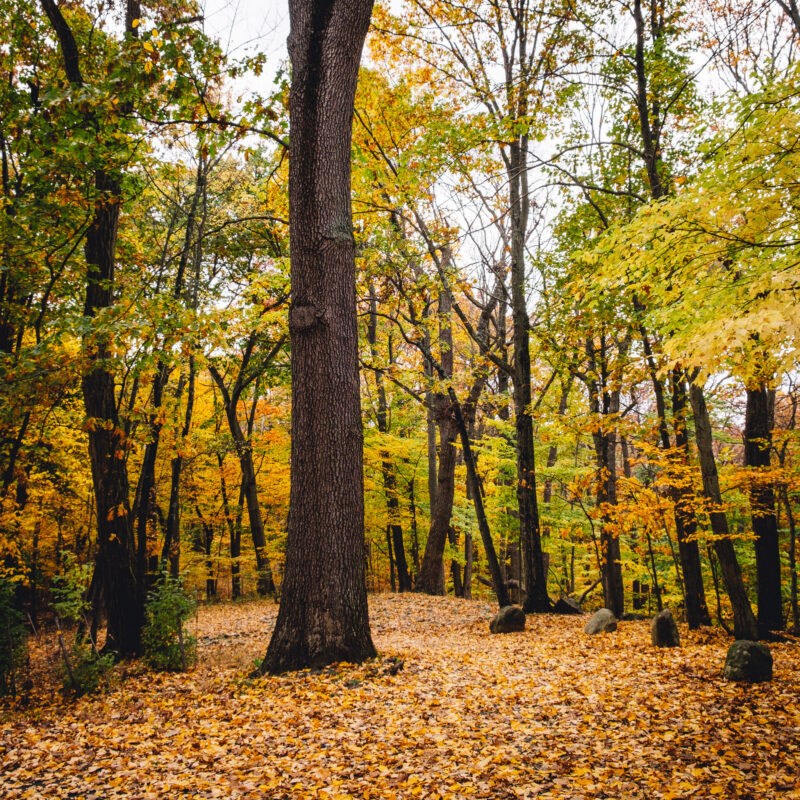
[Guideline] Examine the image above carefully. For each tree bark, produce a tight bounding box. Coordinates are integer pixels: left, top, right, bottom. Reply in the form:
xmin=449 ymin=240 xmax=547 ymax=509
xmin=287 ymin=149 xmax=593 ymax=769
xmin=671 ymin=374 xmax=712 ymax=628
xmin=690 ymin=384 xmax=758 ymax=640
xmin=744 ymin=385 xmax=783 ymax=633
xmin=262 ymin=0 xmax=376 ymax=673
xmin=508 ymin=140 xmax=549 ymax=614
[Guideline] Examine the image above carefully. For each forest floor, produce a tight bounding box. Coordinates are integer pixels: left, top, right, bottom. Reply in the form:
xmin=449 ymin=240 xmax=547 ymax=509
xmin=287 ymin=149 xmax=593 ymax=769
xmin=1 ymin=594 xmax=799 ymax=800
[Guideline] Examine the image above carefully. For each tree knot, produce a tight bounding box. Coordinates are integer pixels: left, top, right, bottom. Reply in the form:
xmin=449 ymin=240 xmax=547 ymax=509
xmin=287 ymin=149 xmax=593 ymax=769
xmin=290 ymin=303 xmax=326 ymax=332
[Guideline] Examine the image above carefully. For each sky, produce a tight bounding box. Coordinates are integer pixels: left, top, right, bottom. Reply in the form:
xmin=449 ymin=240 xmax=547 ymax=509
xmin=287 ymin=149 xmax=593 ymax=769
xmin=202 ymin=0 xmax=289 ymax=68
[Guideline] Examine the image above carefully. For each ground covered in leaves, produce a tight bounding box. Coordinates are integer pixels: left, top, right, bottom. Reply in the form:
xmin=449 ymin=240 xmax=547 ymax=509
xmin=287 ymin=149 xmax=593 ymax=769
xmin=2 ymin=595 xmax=799 ymax=799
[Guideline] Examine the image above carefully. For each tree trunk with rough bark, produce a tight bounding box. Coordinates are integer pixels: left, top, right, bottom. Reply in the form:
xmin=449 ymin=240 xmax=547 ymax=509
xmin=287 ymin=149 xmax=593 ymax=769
xmin=262 ymin=0 xmax=376 ymax=673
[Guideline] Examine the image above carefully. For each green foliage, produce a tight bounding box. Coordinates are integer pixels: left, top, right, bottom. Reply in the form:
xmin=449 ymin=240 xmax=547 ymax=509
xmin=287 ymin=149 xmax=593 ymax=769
xmin=142 ymin=575 xmax=197 ymax=672
xmin=60 ymin=642 xmax=115 ymax=697
xmin=51 ymin=557 xmax=92 ymax=625
xmin=51 ymin=557 xmax=113 ymax=696
xmin=0 ymin=577 xmax=27 ymax=696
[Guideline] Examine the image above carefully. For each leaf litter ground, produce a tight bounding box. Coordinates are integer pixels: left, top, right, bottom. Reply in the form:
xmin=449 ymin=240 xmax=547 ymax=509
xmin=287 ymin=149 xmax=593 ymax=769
xmin=2 ymin=595 xmax=799 ymax=799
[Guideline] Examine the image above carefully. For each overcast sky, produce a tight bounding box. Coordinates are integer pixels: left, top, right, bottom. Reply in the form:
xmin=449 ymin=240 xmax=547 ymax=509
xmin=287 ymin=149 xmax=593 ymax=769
xmin=203 ymin=0 xmax=289 ymax=66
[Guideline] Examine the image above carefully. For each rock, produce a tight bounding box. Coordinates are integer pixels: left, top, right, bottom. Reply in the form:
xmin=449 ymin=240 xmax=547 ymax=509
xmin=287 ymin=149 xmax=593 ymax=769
xmin=489 ymin=605 xmax=526 ymax=634
xmin=553 ymin=596 xmax=583 ymax=615
xmin=584 ymin=608 xmax=617 ymax=634
xmin=723 ymin=640 xmax=773 ymax=683
xmin=651 ymin=608 xmax=681 ymax=647
xmin=621 ymin=612 xmax=648 ymax=621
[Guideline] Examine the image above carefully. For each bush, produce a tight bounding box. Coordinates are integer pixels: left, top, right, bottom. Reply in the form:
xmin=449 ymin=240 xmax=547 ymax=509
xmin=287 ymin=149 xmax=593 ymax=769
xmin=51 ymin=558 xmax=113 ymax=696
xmin=0 ymin=577 xmax=27 ymax=696
xmin=51 ymin=557 xmax=92 ymax=625
xmin=60 ymin=642 xmax=115 ymax=697
xmin=142 ymin=575 xmax=196 ymax=672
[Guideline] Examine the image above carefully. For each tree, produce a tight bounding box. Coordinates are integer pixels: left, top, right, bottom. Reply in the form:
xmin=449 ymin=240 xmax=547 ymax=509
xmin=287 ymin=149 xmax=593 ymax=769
xmin=261 ymin=0 xmax=377 ymax=674
xmin=744 ymin=378 xmax=783 ymax=633
xmin=377 ymin=0 xmax=582 ymax=612
xmin=40 ymin=0 xmax=143 ymax=656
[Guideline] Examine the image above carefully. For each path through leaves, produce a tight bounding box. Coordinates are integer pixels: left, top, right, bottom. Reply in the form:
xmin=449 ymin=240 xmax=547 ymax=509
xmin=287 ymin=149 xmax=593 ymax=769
xmin=2 ymin=595 xmax=799 ymax=799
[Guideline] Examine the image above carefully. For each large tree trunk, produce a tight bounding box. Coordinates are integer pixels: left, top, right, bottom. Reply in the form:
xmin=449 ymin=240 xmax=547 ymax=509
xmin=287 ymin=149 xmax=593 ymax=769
xmin=690 ymin=384 xmax=759 ymax=640
xmin=81 ymin=176 xmax=142 ymax=657
xmin=262 ymin=0 xmax=376 ymax=673
xmin=744 ymin=385 xmax=783 ymax=633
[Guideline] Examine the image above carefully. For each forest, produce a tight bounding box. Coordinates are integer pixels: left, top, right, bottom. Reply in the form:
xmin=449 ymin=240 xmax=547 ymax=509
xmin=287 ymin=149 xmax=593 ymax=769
xmin=0 ymin=0 xmax=800 ymax=800
xmin=0 ymin=0 xmax=799 ymax=791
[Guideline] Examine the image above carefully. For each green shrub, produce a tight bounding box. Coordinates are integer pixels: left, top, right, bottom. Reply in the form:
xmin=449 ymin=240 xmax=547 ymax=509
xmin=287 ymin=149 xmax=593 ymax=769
xmin=142 ymin=575 xmax=196 ymax=672
xmin=51 ymin=557 xmax=92 ymax=625
xmin=60 ymin=642 xmax=115 ymax=697
xmin=0 ymin=577 xmax=27 ymax=696
xmin=52 ymin=557 xmax=113 ymax=696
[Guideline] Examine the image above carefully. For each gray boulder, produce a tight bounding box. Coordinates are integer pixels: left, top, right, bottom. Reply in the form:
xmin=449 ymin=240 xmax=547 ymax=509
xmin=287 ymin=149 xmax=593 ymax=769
xmin=553 ymin=596 xmax=582 ymax=615
xmin=584 ymin=608 xmax=617 ymax=634
xmin=724 ymin=640 xmax=773 ymax=683
xmin=651 ymin=609 xmax=681 ymax=647
xmin=489 ymin=605 xmax=526 ymax=634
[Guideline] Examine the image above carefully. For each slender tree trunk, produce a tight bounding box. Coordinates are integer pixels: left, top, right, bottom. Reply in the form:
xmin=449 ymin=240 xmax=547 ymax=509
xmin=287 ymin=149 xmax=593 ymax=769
xmin=386 ymin=528 xmax=396 ymax=592
xmin=592 ymin=421 xmax=624 ymax=617
xmin=585 ymin=336 xmax=624 ymax=618
xmin=209 ymin=369 xmax=276 ymax=597
xmin=744 ymin=385 xmax=783 ymax=633
xmin=218 ymin=452 xmax=242 ymax=599
xmin=417 ymin=404 xmax=457 ymax=594
xmin=508 ymin=141 xmax=548 ymax=613
xmin=448 ymin=527 xmax=463 ymax=597
xmin=233 ymin=414 xmax=275 ymax=597
xmin=671 ymin=374 xmax=711 ymax=627
xmin=781 ymin=486 xmax=798 ymax=633
xmin=367 ymin=287 xmax=411 ymax=591
xmin=163 ymin=357 xmax=196 ymax=577
xmin=448 ymin=386 xmax=510 ymax=608
xmin=263 ymin=0 xmax=376 ymax=673
xmin=640 ymin=328 xmax=710 ymax=627
xmin=417 ymin=290 xmax=456 ymax=595
xmin=409 ymin=477 xmax=421 ymax=576
xmin=690 ymin=384 xmax=758 ymax=639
